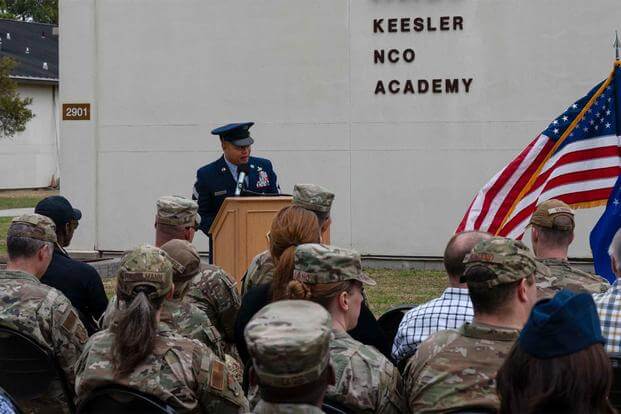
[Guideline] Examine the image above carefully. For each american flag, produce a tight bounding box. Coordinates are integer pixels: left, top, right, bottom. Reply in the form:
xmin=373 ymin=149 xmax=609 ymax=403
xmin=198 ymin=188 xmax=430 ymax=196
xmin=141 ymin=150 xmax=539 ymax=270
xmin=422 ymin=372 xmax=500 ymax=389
xmin=457 ymin=63 xmax=621 ymax=239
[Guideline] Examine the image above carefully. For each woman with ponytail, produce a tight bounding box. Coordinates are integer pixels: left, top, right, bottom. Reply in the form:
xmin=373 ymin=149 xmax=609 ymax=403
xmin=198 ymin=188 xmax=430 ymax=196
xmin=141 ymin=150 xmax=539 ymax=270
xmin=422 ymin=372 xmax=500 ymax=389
xmin=285 ymin=243 xmax=407 ymax=414
xmin=74 ymin=245 xmax=248 ymax=413
xmin=235 ymin=206 xmax=394 ymax=368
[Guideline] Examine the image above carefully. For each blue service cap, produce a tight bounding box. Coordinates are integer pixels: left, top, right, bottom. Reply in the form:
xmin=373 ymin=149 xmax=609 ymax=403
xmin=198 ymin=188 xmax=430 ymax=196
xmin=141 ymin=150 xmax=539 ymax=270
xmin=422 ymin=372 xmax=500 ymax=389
xmin=211 ymin=122 xmax=255 ymax=146
xmin=519 ymin=289 xmax=605 ymax=358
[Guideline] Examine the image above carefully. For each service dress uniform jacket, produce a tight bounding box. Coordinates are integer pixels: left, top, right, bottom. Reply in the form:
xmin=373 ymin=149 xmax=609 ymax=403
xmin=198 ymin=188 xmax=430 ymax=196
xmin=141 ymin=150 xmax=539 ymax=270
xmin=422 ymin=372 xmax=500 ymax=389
xmin=193 ymin=155 xmax=279 ymax=234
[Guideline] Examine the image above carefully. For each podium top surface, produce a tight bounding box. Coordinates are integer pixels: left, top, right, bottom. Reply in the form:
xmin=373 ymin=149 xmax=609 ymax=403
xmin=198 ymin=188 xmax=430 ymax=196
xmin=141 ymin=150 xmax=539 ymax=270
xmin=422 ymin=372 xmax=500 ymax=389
xmin=209 ymin=195 xmax=293 ymax=234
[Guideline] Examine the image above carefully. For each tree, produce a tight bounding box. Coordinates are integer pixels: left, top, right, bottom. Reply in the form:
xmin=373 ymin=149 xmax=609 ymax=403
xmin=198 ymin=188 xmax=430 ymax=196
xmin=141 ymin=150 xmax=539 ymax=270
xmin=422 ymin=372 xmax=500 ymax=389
xmin=0 ymin=57 xmax=34 ymax=138
xmin=0 ymin=0 xmax=58 ymax=24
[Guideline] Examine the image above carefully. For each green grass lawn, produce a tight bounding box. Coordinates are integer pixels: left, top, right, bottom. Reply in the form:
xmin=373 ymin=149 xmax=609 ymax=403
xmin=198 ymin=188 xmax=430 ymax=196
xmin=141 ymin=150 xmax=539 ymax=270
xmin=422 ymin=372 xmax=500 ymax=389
xmin=104 ymin=269 xmax=446 ymax=316
xmin=0 ymin=217 xmax=11 ymax=256
xmin=0 ymin=197 xmax=47 ymax=210
xmin=365 ymin=269 xmax=446 ymax=315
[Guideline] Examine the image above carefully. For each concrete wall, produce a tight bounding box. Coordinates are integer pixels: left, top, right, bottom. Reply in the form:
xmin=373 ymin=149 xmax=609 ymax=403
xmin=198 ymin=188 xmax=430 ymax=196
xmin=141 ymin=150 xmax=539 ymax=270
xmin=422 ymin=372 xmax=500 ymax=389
xmin=60 ymin=0 xmax=620 ymax=257
xmin=0 ymin=84 xmax=59 ymax=189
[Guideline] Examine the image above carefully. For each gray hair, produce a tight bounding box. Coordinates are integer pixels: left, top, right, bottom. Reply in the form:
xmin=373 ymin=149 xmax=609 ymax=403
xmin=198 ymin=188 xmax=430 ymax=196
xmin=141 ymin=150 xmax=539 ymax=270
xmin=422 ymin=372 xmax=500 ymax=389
xmin=608 ymin=228 xmax=621 ymax=272
xmin=6 ymin=223 xmax=53 ymax=260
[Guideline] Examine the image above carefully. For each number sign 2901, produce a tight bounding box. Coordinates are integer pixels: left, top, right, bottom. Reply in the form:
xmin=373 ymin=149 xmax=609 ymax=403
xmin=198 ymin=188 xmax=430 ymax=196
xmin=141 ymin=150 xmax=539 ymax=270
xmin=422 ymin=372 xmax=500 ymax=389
xmin=62 ymin=103 xmax=91 ymax=121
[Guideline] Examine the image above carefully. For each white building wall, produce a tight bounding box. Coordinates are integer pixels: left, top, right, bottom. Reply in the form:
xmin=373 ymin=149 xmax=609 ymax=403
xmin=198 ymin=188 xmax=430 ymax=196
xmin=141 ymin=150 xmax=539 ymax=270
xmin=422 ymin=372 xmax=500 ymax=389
xmin=60 ymin=0 xmax=620 ymax=257
xmin=0 ymin=84 xmax=59 ymax=189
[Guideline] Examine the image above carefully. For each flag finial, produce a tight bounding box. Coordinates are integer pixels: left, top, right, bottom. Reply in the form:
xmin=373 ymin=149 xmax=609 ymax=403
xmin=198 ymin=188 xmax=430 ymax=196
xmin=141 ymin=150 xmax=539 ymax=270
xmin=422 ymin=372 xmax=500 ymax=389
xmin=615 ymin=30 xmax=620 ymax=61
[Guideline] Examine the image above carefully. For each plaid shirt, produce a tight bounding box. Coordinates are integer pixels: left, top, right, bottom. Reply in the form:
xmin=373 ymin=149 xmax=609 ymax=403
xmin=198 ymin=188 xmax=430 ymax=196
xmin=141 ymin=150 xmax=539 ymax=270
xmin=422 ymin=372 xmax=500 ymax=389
xmin=392 ymin=287 xmax=473 ymax=363
xmin=594 ymin=279 xmax=621 ymax=353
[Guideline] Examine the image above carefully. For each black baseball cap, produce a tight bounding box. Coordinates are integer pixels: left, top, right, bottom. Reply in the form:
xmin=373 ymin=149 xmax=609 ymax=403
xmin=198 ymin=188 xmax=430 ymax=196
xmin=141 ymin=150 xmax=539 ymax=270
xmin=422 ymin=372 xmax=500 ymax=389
xmin=34 ymin=195 xmax=82 ymax=227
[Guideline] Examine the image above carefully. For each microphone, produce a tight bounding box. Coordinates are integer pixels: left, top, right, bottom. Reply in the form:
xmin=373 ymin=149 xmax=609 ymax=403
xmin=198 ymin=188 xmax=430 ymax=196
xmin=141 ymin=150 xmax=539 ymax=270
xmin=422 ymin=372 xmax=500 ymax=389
xmin=235 ymin=164 xmax=250 ymax=196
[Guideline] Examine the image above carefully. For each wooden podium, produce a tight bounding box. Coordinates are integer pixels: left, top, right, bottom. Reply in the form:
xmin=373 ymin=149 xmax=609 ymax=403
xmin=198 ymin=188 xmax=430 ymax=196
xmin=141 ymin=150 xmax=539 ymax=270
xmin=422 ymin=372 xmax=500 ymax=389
xmin=209 ymin=196 xmax=292 ymax=284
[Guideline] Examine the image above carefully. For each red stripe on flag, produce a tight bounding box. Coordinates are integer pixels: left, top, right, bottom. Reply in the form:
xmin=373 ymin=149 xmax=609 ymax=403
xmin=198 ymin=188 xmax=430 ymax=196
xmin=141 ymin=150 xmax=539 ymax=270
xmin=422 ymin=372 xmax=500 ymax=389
xmin=486 ymin=138 xmax=555 ymax=233
xmin=524 ymin=146 xmax=621 ymax=196
xmin=456 ymin=197 xmax=476 ymax=233
xmin=541 ymin=166 xmax=621 ymax=193
xmin=471 ymin=136 xmax=543 ymax=230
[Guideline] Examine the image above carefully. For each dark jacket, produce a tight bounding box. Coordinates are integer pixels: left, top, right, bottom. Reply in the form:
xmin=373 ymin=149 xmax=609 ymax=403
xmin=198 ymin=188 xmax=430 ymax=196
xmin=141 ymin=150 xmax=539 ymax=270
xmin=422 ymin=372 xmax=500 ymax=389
xmin=234 ymin=283 xmax=394 ymax=366
xmin=193 ymin=155 xmax=279 ymax=233
xmin=40 ymin=247 xmax=109 ymax=335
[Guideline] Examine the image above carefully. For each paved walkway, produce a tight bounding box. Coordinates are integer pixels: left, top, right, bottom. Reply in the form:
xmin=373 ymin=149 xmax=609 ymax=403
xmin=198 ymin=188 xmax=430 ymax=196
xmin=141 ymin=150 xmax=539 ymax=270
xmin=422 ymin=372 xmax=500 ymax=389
xmin=0 ymin=207 xmax=34 ymax=217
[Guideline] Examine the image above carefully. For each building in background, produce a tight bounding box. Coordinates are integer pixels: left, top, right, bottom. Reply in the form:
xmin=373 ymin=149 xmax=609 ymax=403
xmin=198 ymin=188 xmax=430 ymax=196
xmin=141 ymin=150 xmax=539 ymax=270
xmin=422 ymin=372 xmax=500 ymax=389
xmin=60 ymin=1 xmax=620 ymax=257
xmin=0 ymin=19 xmax=59 ymax=189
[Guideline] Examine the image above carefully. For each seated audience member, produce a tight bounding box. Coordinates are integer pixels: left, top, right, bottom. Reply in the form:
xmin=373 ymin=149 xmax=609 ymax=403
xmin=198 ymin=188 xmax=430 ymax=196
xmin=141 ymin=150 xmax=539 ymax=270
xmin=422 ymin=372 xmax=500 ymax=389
xmin=154 ymin=195 xmax=241 ymax=345
xmin=530 ymin=199 xmax=608 ymax=297
xmin=235 ymin=206 xmax=393 ymax=365
xmin=0 ymin=214 xmax=87 ymax=413
xmin=245 ymin=300 xmax=335 ymax=413
xmin=392 ymin=230 xmax=491 ymax=364
xmin=74 ymin=245 xmax=248 ymax=413
xmin=595 ymin=227 xmax=621 ymax=353
xmin=286 ymin=244 xmax=406 ymax=413
xmin=242 ymin=183 xmax=335 ymax=294
xmin=404 ymin=237 xmax=540 ymax=413
xmin=497 ymin=290 xmax=614 ymax=414
xmin=35 ymin=196 xmax=108 ymax=335
xmin=101 ymin=240 xmax=225 ymax=359
xmin=235 ymin=205 xmax=320 ymax=364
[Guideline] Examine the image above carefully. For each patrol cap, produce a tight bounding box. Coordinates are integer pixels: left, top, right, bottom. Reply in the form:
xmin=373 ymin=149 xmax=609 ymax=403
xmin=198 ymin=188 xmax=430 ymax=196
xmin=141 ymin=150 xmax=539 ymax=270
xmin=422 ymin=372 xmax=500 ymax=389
xmin=10 ymin=213 xmax=57 ymax=243
xmin=292 ymin=184 xmax=335 ymax=214
xmin=293 ymin=243 xmax=376 ymax=286
xmin=156 ymin=196 xmax=200 ymax=227
xmin=245 ymin=300 xmax=333 ymax=387
xmin=159 ymin=239 xmax=201 ymax=283
xmin=116 ymin=245 xmax=173 ymax=300
xmin=211 ymin=122 xmax=255 ymax=147
xmin=35 ymin=195 xmax=82 ymax=227
xmin=462 ymin=237 xmax=550 ymax=287
xmin=519 ymin=289 xmax=605 ymax=358
xmin=529 ymin=199 xmax=575 ymax=231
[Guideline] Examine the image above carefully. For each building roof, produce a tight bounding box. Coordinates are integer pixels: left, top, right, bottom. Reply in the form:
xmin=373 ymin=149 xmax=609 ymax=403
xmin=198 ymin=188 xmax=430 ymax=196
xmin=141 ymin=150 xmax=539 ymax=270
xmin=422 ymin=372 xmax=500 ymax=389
xmin=0 ymin=19 xmax=58 ymax=84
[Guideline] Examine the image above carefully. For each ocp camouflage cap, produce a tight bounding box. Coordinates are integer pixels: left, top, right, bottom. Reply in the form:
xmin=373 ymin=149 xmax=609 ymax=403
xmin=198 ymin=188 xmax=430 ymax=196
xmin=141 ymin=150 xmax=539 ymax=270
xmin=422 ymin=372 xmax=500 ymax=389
xmin=529 ymin=199 xmax=575 ymax=231
xmin=245 ymin=300 xmax=333 ymax=388
xmin=159 ymin=239 xmax=201 ymax=283
xmin=116 ymin=245 xmax=173 ymax=300
xmin=292 ymin=184 xmax=335 ymax=214
xmin=462 ymin=237 xmax=550 ymax=288
xmin=10 ymin=213 xmax=57 ymax=243
xmin=293 ymin=243 xmax=376 ymax=286
xmin=156 ymin=196 xmax=200 ymax=227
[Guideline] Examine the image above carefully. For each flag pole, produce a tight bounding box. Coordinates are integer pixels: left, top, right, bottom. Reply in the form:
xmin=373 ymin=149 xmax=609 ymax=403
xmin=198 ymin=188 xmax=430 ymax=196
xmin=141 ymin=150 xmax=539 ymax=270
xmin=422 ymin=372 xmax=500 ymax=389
xmin=615 ymin=30 xmax=620 ymax=61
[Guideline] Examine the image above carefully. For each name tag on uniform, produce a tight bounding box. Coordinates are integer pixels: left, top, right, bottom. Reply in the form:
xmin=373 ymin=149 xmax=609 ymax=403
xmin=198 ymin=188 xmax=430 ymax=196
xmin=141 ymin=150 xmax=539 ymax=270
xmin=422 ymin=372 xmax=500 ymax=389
xmin=214 ymin=190 xmax=227 ymax=196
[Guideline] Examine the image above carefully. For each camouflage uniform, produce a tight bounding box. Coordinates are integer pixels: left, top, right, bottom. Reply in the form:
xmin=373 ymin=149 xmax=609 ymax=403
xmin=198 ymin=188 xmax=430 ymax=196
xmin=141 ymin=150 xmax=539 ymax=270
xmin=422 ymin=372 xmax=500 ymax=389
xmin=253 ymin=401 xmax=324 ymax=413
xmin=154 ymin=195 xmax=241 ymax=344
xmin=404 ymin=322 xmax=519 ymax=413
xmin=528 ymin=199 xmax=609 ymax=297
xmin=405 ymin=237 xmax=546 ymax=413
xmin=0 ymin=214 xmax=88 ymax=414
xmin=242 ymin=250 xmax=275 ymax=294
xmin=75 ymin=245 xmax=248 ymax=413
xmin=245 ymin=300 xmax=333 ymax=414
xmin=292 ymin=244 xmax=407 ymax=414
xmin=536 ymin=258 xmax=609 ymax=298
xmin=75 ymin=326 xmax=247 ymax=413
xmin=156 ymin=195 xmax=201 ymax=229
xmin=242 ymin=183 xmax=335 ymax=295
xmin=184 ymin=265 xmax=241 ymax=344
xmin=102 ymin=295 xmax=225 ymax=359
xmin=328 ymin=331 xmax=406 ymax=413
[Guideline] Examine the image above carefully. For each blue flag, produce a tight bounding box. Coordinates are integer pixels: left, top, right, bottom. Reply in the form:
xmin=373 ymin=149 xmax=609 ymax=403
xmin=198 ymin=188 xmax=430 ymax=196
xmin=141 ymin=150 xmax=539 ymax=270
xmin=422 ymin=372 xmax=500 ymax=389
xmin=590 ymin=63 xmax=621 ymax=283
